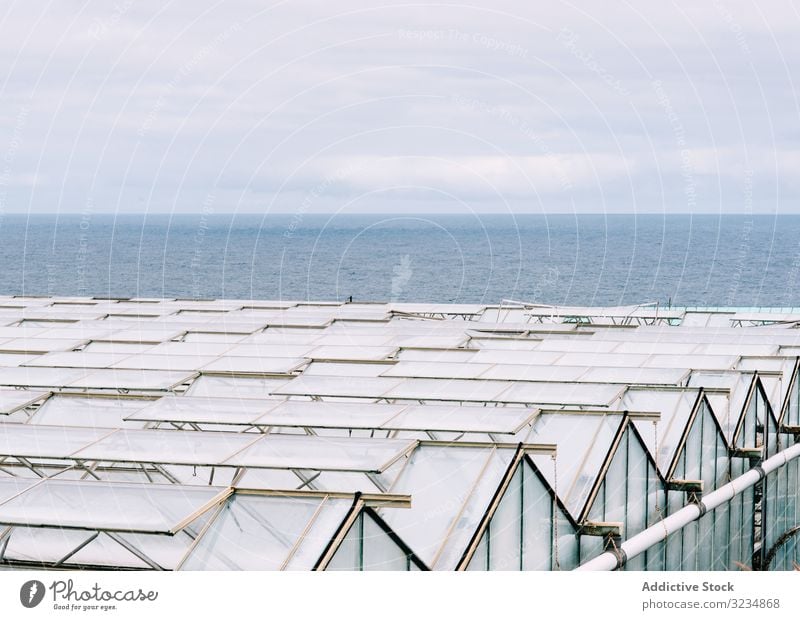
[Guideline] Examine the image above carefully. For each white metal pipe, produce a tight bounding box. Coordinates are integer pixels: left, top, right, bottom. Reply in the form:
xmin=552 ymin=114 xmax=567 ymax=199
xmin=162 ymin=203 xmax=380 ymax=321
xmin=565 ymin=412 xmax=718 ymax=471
xmin=576 ymin=441 xmax=800 ymax=571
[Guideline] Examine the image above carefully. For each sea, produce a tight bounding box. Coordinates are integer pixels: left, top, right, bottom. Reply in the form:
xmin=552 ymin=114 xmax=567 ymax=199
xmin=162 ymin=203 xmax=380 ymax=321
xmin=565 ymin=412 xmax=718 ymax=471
xmin=1 ymin=213 xmax=798 ymax=307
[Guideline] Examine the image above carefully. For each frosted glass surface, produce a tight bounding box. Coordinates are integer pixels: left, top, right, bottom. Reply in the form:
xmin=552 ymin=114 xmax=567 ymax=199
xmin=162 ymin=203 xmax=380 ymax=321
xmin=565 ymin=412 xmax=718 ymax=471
xmin=0 ymin=480 xmax=224 ymax=533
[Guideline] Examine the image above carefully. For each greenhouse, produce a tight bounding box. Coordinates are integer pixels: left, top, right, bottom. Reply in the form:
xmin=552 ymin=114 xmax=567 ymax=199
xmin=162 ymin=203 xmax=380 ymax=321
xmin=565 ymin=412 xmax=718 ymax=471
xmin=0 ymin=297 xmax=798 ymax=570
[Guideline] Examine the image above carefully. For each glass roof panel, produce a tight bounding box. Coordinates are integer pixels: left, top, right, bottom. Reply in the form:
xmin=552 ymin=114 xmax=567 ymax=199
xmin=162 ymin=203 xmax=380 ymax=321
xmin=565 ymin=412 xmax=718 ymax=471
xmin=184 ymin=375 xmax=291 ymax=398
xmin=0 ymin=367 xmax=90 ymax=389
xmin=0 ymin=424 xmax=111 ymax=458
xmin=497 ymin=382 xmax=624 ymax=406
xmin=67 ymin=369 xmax=196 ymax=391
xmin=0 ymin=480 xmax=225 ymax=533
xmin=29 ymin=395 xmax=151 ymax=428
xmin=23 ymin=351 xmax=132 ymax=368
xmin=525 ymin=412 xmax=623 ymax=517
xmin=200 ymin=356 xmax=305 ymax=374
xmin=71 ymin=428 xmax=257 ymax=465
xmin=272 ymin=375 xmax=404 ymax=399
xmin=303 ymin=362 xmax=391 ymax=377
xmin=0 ymin=389 xmax=50 ymax=414
xmin=384 ymin=378 xmax=512 ymax=402
xmin=434 ymin=448 xmax=515 ymax=570
xmin=381 ymin=361 xmax=494 ymax=380
xmin=181 ymin=494 xmax=349 ymax=570
xmin=384 ymin=404 xmax=536 ymax=434
xmin=307 ymin=345 xmax=397 ymax=361
xmin=396 ymin=348 xmax=477 ymax=363
xmin=224 ymin=435 xmax=416 ymax=472
xmin=253 ymin=400 xmax=405 ymax=429
xmin=109 ymin=354 xmax=220 ymax=371
xmin=624 ymin=388 xmax=699 ymax=471
xmin=379 ymin=445 xmax=497 ymax=566
xmin=126 ymin=395 xmax=279 ymax=425
xmin=470 ymin=350 xmax=563 ymax=365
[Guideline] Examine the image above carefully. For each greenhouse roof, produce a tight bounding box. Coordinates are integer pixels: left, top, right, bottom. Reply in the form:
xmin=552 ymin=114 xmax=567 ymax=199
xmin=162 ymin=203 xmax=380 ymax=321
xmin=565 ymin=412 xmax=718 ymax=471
xmin=0 ymin=296 xmax=798 ymax=570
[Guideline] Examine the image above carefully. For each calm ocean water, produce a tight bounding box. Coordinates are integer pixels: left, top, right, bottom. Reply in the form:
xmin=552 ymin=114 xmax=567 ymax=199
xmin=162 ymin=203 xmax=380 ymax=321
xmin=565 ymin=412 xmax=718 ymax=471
xmin=0 ymin=213 xmax=798 ymax=306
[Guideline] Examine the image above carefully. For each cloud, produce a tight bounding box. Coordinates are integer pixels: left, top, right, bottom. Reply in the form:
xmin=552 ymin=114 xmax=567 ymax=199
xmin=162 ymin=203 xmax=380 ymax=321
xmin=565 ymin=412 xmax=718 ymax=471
xmin=0 ymin=0 xmax=797 ymax=213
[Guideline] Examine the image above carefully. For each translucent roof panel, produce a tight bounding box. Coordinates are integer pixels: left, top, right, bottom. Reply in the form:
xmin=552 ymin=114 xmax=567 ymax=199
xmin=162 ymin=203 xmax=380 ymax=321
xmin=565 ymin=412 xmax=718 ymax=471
xmin=223 ymin=344 xmax=316 ymax=358
xmin=23 ymin=351 xmax=132 ymax=368
xmin=224 ymin=435 xmax=417 ymax=473
xmin=696 ymin=343 xmax=779 ymax=356
xmin=384 ymin=378 xmax=513 ymax=403
xmin=0 ymin=480 xmax=226 ymax=534
xmin=385 ymin=404 xmax=536 ymax=434
xmin=533 ymin=339 xmax=620 ymax=353
xmin=381 ymin=361 xmax=494 ymax=380
xmin=579 ymin=366 xmax=688 ymax=385
xmin=126 ymin=395 xmax=280 ymax=425
xmin=29 ymin=395 xmax=152 ymax=428
xmin=184 ymin=375 xmax=291 ymax=398
xmin=67 ymin=369 xmax=197 ymax=391
xmin=0 ymin=389 xmax=50 ymax=414
xmin=252 ymin=400 xmax=406 ymax=429
xmin=82 ymin=341 xmax=155 ymax=354
xmin=0 ymin=353 xmax=43 ymax=367
xmin=524 ymin=412 xmax=623 ymax=518
xmin=380 ymin=445 xmax=512 ymax=568
xmin=687 ymin=371 xmax=747 ymax=439
xmin=0 ymin=424 xmax=113 ymax=459
xmin=272 ymin=375 xmax=404 ymax=399
xmin=0 ymin=367 xmax=89 ymax=388
xmin=200 ymin=357 xmax=305 ymax=375
xmin=396 ymin=349 xmax=477 ymax=363
xmin=623 ymin=388 xmax=700 ymax=472
xmin=109 ymin=354 xmax=220 ymax=371
xmin=497 ymin=382 xmax=624 ymax=407
xmin=71 ymin=428 xmax=259 ymax=465
xmin=181 ymin=494 xmax=352 ymax=570
xmin=469 ymin=350 xmax=563 ymax=365
xmin=241 ymin=332 xmax=324 ymax=346
xmin=0 ymin=338 xmax=89 ymax=353
xmin=611 ymin=341 xmax=698 ymax=355
xmin=469 ymin=338 xmax=540 ymax=351
xmin=146 ymin=342 xmax=235 ymax=357
xmin=478 ymin=364 xmax=587 ymax=382
xmin=303 ymin=362 xmax=391 ymax=378
xmin=307 ymin=345 xmax=397 ymax=361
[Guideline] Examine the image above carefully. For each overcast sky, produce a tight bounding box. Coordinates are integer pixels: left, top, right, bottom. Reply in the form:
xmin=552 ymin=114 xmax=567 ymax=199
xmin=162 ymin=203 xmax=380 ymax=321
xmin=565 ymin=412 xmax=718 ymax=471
xmin=0 ymin=0 xmax=798 ymax=215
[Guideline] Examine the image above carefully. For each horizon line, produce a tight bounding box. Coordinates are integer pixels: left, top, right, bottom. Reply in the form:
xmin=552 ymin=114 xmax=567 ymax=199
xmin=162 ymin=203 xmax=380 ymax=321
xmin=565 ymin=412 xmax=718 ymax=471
xmin=0 ymin=211 xmax=789 ymax=216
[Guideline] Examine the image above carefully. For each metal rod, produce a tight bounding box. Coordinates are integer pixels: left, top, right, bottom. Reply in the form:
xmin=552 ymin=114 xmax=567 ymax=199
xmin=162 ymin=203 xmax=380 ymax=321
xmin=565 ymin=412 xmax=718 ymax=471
xmin=576 ymin=441 xmax=800 ymax=571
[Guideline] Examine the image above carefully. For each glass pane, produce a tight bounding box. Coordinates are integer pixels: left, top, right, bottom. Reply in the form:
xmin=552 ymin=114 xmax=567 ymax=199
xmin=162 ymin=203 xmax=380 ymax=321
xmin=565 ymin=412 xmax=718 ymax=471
xmin=73 ymin=428 xmax=255 ymax=465
xmin=0 ymin=480 xmax=224 ymax=533
xmin=181 ymin=494 xmax=332 ymax=570
xmin=226 ymin=435 xmax=416 ymax=472
xmin=30 ymin=396 xmax=150 ymax=428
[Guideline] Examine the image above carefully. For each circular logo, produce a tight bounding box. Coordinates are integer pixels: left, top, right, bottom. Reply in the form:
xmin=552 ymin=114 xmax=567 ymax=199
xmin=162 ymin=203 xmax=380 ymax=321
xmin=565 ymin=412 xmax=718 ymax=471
xmin=20 ymin=580 xmax=45 ymax=609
